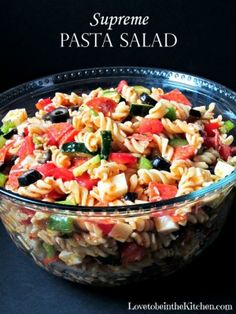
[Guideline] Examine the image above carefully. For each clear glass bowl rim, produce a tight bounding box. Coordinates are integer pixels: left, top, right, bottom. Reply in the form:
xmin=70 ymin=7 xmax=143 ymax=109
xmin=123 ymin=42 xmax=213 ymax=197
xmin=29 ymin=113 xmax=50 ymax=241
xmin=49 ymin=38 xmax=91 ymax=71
xmin=0 ymin=66 xmax=236 ymax=213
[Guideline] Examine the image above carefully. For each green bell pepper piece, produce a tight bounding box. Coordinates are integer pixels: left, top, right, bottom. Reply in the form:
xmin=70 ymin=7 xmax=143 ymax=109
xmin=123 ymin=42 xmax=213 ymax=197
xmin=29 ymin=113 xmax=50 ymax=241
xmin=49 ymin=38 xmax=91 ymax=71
xmin=220 ymin=120 xmax=235 ymax=134
xmin=100 ymin=131 xmax=112 ymax=160
xmin=1 ymin=121 xmax=15 ymax=134
xmin=42 ymin=243 xmax=56 ymax=258
xmin=0 ymin=173 xmax=7 ymax=187
xmin=138 ymin=157 xmax=152 ymax=170
xmin=169 ymin=138 xmax=188 ymax=147
xmin=0 ymin=136 xmax=6 ymax=149
xmin=47 ymin=215 xmax=74 ymax=234
xmin=56 ymin=199 xmax=76 ymax=205
xmin=164 ymin=107 xmax=177 ymax=121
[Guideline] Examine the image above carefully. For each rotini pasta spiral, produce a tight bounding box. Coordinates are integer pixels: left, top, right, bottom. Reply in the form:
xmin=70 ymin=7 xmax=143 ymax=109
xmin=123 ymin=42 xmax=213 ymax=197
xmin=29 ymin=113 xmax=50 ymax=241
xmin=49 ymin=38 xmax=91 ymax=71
xmin=121 ymin=85 xmax=139 ymax=103
xmin=75 ymin=130 xmax=100 ymax=152
xmin=18 ymin=177 xmax=56 ymax=199
xmin=138 ymin=169 xmax=176 ymax=185
xmin=126 ymin=216 xmax=155 ymax=232
xmin=52 ymin=92 xmax=83 ymax=107
xmin=111 ymin=101 xmax=130 ymax=121
xmin=88 ymin=160 xmax=127 ymax=181
xmin=152 ymin=134 xmax=174 ymax=161
xmin=123 ymin=137 xmax=151 ymax=155
xmin=161 ymin=118 xmax=197 ymax=134
xmin=130 ymin=232 xmax=160 ymax=250
xmin=146 ymin=100 xmax=168 ymax=119
xmin=185 ymin=132 xmax=204 ymax=150
xmin=194 ymin=102 xmax=215 ymax=120
xmin=92 ymin=112 xmax=126 ymax=142
xmin=220 ymin=134 xmax=234 ymax=145
xmin=176 ymin=167 xmax=213 ymax=196
xmin=51 ymin=146 xmax=71 ymax=168
xmin=193 ymin=148 xmax=220 ymax=164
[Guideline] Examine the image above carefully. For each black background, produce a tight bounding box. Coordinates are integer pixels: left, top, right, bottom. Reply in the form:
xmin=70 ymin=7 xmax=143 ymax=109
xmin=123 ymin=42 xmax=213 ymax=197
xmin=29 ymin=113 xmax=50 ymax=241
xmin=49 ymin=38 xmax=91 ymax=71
xmin=0 ymin=0 xmax=236 ymax=313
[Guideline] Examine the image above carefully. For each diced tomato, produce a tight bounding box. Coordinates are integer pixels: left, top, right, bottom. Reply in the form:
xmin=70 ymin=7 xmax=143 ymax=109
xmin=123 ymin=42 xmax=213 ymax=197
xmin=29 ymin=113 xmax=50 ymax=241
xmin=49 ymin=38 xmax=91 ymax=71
xmin=172 ymin=145 xmax=195 ymax=160
xmin=151 ymin=209 xmax=187 ymax=223
xmin=35 ymin=98 xmax=52 ymax=110
xmin=121 ymin=243 xmax=146 ymax=265
xmin=116 ymin=80 xmax=128 ymax=93
xmin=45 ymin=190 xmax=64 ymax=200
xmin=139 ymin=118 xmax=164 ymax=134
xmin=36 ymin=163 xmax=74 ymax=181
xmin=148 ymin=183 xmax=178 ymax=202
xmin=19 ymin=208 xmax=35 ymax=225
xmin=204 ymin=129 xmax=220 ymax=149
xmin=29 ymin=233 xmax=38 ymax=239
xmin=23 ymin=127 xmax=29 ymax=136
xmin=59 ymin=129 xmax=79 ymax=146
xmin=86 ymin=97 xmax=117 ymax=116
xmin=17 ymin=136 xmax=34 ymax=160
xmin=160 ymin=89 xmax=192 ymax=106
xmin=43 ymin=103 xmax=56 ymax=113
xmin=128 ymin=133 xmax=153 ymax=142
xmin=19 ymin=208 xmax=35 ymax=216
xmin=36 ymin=162 xmax=57 ymax=177
xmin=230 ymin=147 xmax=236 ymax=156
xmin=21 ymin=218 xmax=32 ymax=225
xmin=46 ymin=123 xmax=74 ymax=145
xmin=109 ymin=153 xmax=137 ymax=166
xmin=204 ymin=122 xmax=220 ymax=136
xmin=7 ymin=163 xmax=25 ymax=188
xmin=0 ymin=142 xmax=14 ymax=165
xmin=171 ymin=214 xmax=187 ymax=223
xmin=49 ymin=168 xmax=74 ymax=181
xmin=42 ymin=256 xmax=59 ymax=265
xmin=99 ymin=223 xmax=115 ymax=235
xmin=75 ymin=172 xmax=99 ymax=190
xmin=83 ymin=218 xmax=115 ymax=234
xmin=44 ymin=132 xmax=58 ymax=146
xmin=219 ymin=144 xmax=231 ymax=161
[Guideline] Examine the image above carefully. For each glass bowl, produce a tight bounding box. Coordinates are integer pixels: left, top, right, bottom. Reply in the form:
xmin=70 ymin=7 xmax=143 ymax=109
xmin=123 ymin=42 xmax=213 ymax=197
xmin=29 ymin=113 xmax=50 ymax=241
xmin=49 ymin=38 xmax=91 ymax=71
xmin=0 ymin=67 xmax=236 ymax=286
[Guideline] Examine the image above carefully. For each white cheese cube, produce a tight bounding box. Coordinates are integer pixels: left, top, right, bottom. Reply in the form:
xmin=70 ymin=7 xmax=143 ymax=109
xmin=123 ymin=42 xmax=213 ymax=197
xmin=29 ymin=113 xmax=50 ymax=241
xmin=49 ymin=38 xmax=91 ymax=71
xmin=97 ymin=173 xmax=128 ymax=202
xmin=2 ymin=109 xmax=27 ymax=126
xmin=214 ymin=160 xmax=235 ymax=178
xmin=108 ymin=222 xmax=133 ymax=242
xmin=154 ymin=216 xmax=179 ymax=234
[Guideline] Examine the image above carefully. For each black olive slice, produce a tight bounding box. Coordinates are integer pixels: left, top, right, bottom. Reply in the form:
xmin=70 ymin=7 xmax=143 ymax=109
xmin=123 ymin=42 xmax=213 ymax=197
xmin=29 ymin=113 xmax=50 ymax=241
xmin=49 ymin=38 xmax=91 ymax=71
xmin=151 ymin=156 xmax=171 ymax=171
xmin=188 ymin=109 xmax=202 ymax=123
xmin=18 ymin=170 xmax=42 ymax=187
xmin=140 ymin=92 xmax=157 ymax=106
xmin=43 ymin=107 xmax=69 ymax=123
xmin=124 ymin=192 xmax=137 ymax=202
xmin=3 ymin=128 xmax=17 ymax=139
xmin=0 ymin=156 xmax=18 ymax=172
xmin=189 ymin=109 xmax=201 ymax=118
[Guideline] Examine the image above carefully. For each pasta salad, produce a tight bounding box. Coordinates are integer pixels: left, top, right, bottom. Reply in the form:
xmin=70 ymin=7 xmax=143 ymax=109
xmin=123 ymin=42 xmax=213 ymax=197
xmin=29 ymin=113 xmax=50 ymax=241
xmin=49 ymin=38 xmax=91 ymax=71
xmin=0 ymin=80 xmax=235 ymax=206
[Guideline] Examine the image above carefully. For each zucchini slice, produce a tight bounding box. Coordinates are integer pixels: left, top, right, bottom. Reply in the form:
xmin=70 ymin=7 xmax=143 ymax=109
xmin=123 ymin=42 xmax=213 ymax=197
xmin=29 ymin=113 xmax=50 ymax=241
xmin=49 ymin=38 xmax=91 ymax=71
xmin=100 ymin=131 xmax=112 ymax=160
xmin=130 ymin=103 xmax=153 ymax=116
xmin=61 ymin=142 xmax=98 ymax=156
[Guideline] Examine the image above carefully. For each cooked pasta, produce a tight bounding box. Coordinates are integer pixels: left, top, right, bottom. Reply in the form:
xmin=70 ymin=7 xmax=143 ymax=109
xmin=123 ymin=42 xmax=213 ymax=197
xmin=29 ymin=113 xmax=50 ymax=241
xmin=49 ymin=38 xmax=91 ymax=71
xmin=161 ymin=118 xmax=197 ymax=134
xmin=1 ymin=81 xmax=235 ymax=208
